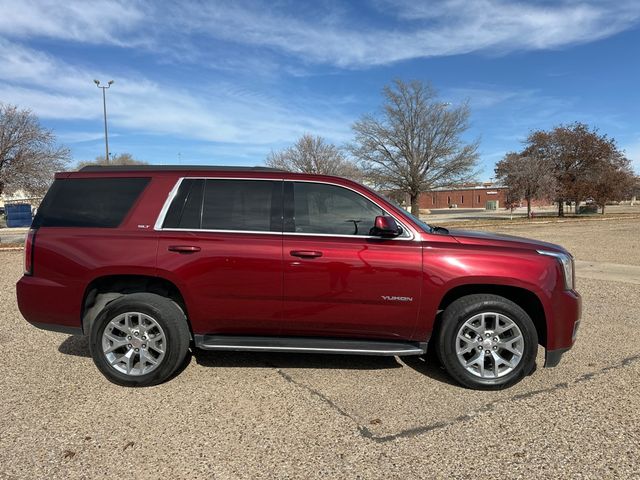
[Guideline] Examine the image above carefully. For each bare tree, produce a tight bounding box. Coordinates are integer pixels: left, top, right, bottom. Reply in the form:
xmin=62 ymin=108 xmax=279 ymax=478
xmin=495 ymin=153 xmax=556 ymax=219
xmin=266 ymin=134 xmax=360 ymax=180
xmin=77 ymin=152 xmax=147 ymax=169
xmin=0 ymin=103 xmax=70 ymax=197
xmin=350 ymin=79 xmax=478 ymax=215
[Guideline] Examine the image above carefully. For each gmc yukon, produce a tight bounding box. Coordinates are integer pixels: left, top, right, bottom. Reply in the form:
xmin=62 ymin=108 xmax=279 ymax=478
xmin=16 ymin=166 xmax=581 ymax=389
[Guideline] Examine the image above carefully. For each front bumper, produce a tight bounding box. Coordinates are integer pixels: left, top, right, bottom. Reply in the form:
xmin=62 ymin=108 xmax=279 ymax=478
xmin=545 ymin=347 xmax=570 ymax=368
xmin=544 ymin=289 xmax=581 ymax=368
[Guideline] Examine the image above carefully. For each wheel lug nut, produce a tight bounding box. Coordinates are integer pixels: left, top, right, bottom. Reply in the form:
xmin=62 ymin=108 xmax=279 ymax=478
xmin=142 ymin=344 xmax=146 ymax=348
xmin=127 ymin=344 xmax=132 ymax=348
xmin=478 ymin=346 xmax=483 ymax=350
xmin=134 ymin=332 xmax=139 ymax=336
xmin=493 ymin=337 xmax=498 ymax=342
xmin=485 ymin=350 xmax=490 ymax=355
xmin=142 ymin=336 xmax=147 ymax=340
xmin=485 ymin=333 xmax=491 ymax=337
xmin=493 ymin=346 xmax=497 ymax=350
xmin=127 ymin=336 xmax=131 ymax=340
xmin=135 ymin=348 xmax=139 ymax=352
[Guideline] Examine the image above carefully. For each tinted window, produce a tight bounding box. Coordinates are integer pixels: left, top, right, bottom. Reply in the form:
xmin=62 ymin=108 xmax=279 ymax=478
xmin=163 ymin=179 xmax=282 ymax=232
xmin=162 ymin=179 xmax=204 ymax=229
xmin=33 ymin=177 xmax=149 ymax=228
xmin=202 ymin=180 xmax=281 ymax=231
xmin=292 ymin=182 xmax=384 ymax=236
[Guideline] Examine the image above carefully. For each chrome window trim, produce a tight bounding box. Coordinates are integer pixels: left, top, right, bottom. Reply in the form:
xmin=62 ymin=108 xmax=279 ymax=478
xmin=161 ymin=227 xmax=282 ymax=236
xmin=154 ymin=176 xmax=418 ymax=241
xmin=284 ymin=231 xmax=414 ymax=240
xmin=153 ymin=177 xmax=185 ymax=230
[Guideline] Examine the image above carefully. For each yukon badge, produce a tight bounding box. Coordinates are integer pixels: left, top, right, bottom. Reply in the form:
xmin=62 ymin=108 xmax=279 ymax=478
xmin=381 ymin=295 xmax=413 ymax=302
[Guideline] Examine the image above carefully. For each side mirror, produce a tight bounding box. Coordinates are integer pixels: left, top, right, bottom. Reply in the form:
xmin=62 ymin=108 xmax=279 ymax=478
xmin=370 ymin=215 xmax=401 ymax=237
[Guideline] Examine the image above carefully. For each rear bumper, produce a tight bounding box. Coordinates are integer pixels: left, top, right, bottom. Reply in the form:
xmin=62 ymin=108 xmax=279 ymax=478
xmin=16 ymin=275 xmax=83 ymax=334
xmin=30 ymin=321 xmax=82 ymax=335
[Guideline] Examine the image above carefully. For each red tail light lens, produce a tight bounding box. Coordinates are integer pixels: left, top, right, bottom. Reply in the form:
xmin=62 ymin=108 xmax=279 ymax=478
xmin=24 ymin=229 xmax=36 ymax=275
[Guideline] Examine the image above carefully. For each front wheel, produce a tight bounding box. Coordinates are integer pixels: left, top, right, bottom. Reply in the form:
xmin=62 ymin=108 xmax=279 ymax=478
xmin=89 ymin=293 xmax=190 ymax=387
xmin=437 ymin=294 xmax=538 ymax=390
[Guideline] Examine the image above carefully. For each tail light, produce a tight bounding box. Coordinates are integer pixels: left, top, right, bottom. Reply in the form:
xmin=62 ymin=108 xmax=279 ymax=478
xmin=24 ymin=229 xmax=36 ymax=275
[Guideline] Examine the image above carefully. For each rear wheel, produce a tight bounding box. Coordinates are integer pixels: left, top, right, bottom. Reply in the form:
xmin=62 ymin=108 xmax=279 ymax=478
xmin=89 ymin=293 xmax=190 ymax=387
xmin=437 ymin=294 xmax=538 ymax=390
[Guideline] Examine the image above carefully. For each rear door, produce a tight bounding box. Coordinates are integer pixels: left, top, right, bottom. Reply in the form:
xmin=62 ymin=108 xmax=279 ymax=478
xmin=281 ymin=181 xmax=422 ymax=340
xmin=156 ymin=178 xmax=284 ymax=336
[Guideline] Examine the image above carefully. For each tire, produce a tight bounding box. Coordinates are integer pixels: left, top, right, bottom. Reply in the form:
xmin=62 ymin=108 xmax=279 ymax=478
xmin=89 ymin=292 xmax=190 ymax=387
xmin=436 ymin=294 xmax=538 ymax=390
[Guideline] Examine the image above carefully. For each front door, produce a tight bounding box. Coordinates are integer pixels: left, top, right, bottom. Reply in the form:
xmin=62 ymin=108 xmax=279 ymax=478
xmin=156 ymin=178 xmax=284 ymax=336
xmin=281 ymin=181 xmax=422 ymax=340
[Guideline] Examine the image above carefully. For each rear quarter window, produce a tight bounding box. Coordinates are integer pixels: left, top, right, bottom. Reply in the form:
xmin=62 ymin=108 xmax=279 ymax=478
xmin=33 ymin=177 xmax=150 ymax=228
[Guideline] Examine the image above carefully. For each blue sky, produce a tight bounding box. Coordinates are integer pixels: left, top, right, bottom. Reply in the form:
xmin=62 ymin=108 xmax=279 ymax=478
xmin=1 ymin=0 xmax=639 ymax=179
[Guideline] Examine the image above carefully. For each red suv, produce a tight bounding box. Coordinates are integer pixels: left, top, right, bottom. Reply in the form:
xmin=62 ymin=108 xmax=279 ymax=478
xmin=16 ymin=166 xmax=581 ymax=389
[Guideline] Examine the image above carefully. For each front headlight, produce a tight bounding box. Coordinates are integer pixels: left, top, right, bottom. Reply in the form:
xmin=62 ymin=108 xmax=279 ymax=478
xmin=537 ymin=250 xmax=574 ymax=290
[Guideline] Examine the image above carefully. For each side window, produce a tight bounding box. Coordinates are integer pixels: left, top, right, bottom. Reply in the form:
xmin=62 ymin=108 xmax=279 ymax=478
xmin=202 ymin=179 xmax=281 ymax=231
xmin=162 ymin=179 xmax=204 ymax=229
xmin=292 ymin=182 xmax=384 ymax=236
xmin=164 ymin=179 xmax=282 ymax=232
xmin=33 ymin=177 xmax=150 ymax=228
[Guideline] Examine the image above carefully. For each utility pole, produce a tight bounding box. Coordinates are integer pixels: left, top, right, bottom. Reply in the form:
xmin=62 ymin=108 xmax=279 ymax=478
xmin=94 ymin=79 xmax=114 ymax=163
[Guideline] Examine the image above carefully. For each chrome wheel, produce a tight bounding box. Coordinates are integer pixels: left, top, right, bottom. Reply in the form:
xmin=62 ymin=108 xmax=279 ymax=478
xmin=455 ymin=312 xmax=524 ymax=379
xmin=101 ymin=312 xmax=166 ymax=376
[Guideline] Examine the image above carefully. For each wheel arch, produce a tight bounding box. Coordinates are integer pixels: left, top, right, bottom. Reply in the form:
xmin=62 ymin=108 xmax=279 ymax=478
xmin=81 ymin=274 xmax=192 ymax=337
xmin=435 ymin=284 xmax=547 ymax=347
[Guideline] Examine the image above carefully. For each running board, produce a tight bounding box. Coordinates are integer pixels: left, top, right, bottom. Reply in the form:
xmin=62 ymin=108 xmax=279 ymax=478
xmin=194 ymin=335 xmax=427 ymax=356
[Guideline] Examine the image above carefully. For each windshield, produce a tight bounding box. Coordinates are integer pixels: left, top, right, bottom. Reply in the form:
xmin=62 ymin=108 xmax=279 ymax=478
xmin=373 ymin=190 xmax=432 ymax=233
xmin=400 ymin=208 xmax=433 ymax=233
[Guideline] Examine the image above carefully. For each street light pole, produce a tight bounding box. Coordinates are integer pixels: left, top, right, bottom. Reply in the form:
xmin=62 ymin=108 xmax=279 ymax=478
xmin=94 ymin=79 xmax=114 ymax=163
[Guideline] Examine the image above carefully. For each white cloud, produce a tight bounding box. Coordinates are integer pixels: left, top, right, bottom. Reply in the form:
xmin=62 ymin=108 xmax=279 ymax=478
xmin=444 ymin=87 xmax=528 ymax=109
xmin=0 ymin=39 xmax=353 ymax=146
xmin=0 ymin=0 xmax=147 ymax=46
xmin=0 ymin=1 xmax=638 ymax=68
xmin=0 ymin=85 xmax=97 ymax=119
xmin=194 ymin=0 xmax=640 ymax=67
xmin=56 ymin=131 xmax=115 ymax=143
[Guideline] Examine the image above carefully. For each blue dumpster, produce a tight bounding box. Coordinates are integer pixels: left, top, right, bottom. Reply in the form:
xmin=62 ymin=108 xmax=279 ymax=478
xmin=5 ymin=203 xmax=32 ymax=228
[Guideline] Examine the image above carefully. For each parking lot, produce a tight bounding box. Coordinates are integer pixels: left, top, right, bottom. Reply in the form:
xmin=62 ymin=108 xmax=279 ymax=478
xmin=1 ymin=218 xmax=639 ymax=479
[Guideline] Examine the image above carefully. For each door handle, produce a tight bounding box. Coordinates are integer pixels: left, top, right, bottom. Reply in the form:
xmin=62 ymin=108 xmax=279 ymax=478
xmin=168 ymin=245 xmax=201 ymax=253
xmin=290 ymin=250 xmax=323 ymax=259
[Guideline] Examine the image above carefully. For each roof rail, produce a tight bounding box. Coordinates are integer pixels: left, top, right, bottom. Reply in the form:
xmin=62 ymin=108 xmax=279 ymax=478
xmin=78 ymin=165 xmax=285 ymax=172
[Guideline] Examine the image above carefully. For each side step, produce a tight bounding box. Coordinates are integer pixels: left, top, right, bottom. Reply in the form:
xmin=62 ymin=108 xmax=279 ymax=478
xmin=194 ymin=335 xmax=427 ymax=356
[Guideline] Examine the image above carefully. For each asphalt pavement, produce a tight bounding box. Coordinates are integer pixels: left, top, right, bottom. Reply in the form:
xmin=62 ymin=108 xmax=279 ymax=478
xmin=1 ymin=219 xmax=639 ymax=479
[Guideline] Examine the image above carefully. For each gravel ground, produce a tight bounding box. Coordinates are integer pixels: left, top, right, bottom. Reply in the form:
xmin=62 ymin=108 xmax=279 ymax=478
xmin=1 ymin=219 xmax=639 ymax=479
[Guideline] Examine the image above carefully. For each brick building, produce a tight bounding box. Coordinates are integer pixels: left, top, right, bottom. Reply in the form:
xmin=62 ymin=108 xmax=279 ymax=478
xmin=419 ymin=183 xmax=508 ymax=209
